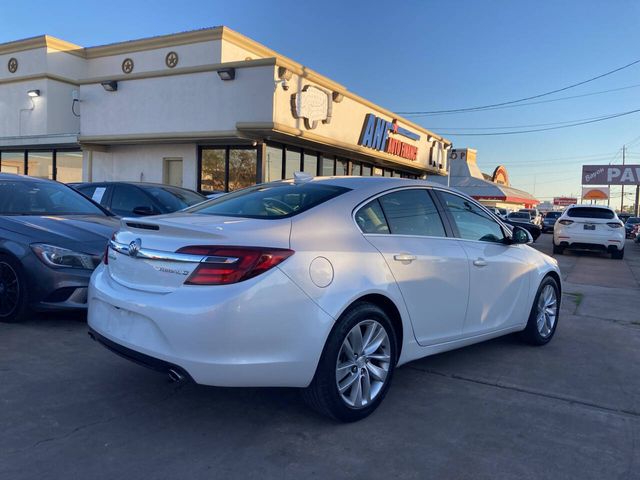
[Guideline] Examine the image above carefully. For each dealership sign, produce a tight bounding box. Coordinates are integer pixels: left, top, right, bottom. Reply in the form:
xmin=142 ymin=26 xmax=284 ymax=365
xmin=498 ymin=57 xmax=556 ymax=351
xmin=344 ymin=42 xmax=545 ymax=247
xmin=553 ymin=197 xmax=577 ymax=206
xmin=582 ymin=165 xmax=640 ymax=185
xmin=358 ymin=114 xmax=420 ymax=161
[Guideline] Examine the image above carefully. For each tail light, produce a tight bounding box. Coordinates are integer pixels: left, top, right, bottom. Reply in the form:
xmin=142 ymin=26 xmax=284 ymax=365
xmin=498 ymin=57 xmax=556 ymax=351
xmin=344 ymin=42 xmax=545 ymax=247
xmin=607 ymin=222 xmax=623 ymax=228
xmin=177 ymin=246 xmax=294 ymax=285
xmin=558 ymin=220 xmax=574 ymax=226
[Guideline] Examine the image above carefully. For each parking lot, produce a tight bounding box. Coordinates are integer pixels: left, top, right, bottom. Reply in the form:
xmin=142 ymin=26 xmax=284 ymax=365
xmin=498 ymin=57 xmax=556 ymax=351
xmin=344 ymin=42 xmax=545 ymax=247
xmin=2 ymin=233 xmax=639 ymax=480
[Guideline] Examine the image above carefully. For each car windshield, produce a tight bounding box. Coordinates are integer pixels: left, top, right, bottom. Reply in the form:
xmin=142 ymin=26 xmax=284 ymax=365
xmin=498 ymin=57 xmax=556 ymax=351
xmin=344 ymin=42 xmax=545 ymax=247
xmin=144 ymin=186 xmax=206 ymax=211
xmin=0 ymin=180 xmax=105 ymax=216
xmin=566 ymin=207 xmax=614 ymax=219
xmin=185 ymin=182 xmax=350 ymax=219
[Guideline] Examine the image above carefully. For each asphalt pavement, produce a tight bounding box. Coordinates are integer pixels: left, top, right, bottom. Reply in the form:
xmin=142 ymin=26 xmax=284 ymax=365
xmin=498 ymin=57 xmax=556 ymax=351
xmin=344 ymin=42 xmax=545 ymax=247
xmin=1 ymin=233 xmax=639 ymax=480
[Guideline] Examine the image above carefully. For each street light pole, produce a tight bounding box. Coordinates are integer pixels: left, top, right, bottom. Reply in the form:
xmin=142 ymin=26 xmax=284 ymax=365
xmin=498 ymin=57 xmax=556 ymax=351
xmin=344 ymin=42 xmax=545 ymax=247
xmin=621 ymin=145 xmax=626 ymax=213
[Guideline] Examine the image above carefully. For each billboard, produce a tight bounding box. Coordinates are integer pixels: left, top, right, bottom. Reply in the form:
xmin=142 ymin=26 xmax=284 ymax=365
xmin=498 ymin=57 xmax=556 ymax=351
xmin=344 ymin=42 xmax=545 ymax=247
xmin=582 ymin=186 xmax=609 ymax=200
xmin=553 ymin=197 xmax=577 ymax=206
xmin=582 ymin=165 xmax=640 ymax=185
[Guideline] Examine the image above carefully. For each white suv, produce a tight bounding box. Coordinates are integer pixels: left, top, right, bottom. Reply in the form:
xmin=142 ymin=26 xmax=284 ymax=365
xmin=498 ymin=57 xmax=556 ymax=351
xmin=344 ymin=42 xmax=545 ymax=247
xmin=553 ymin=205 xmax=625 ymax=259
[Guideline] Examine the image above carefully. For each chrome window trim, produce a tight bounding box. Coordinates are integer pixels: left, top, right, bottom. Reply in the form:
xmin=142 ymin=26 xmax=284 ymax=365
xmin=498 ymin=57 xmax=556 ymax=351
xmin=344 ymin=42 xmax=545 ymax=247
xmin=108 ymin=240 xmax=239 ymax=264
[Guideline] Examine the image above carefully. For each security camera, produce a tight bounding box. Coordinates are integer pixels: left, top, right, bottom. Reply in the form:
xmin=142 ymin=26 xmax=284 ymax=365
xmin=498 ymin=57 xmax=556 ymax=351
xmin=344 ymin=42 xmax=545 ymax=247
xmin=281 ymin=79 xmax=289 ymax=91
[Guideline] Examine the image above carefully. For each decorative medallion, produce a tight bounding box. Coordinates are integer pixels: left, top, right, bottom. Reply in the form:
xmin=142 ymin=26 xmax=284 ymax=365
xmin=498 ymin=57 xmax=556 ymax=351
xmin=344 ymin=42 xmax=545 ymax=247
xmin=165 ymin=51 xmax=178 ymax=68
xmin=121 ymin=58 xmax=134 ymax=74
xmin=291 ymin=85 xmax=333 ymax=130
xmin=7 ymin=57 xmax=18 ymax=73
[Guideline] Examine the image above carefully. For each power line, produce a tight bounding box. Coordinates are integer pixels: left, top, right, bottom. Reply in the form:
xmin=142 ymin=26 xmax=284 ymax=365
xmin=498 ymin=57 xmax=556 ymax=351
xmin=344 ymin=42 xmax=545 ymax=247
xmin=426 ymin=111 xmax=640 ymax=131
xmin=403 ymin=83 xmax=640 ymax=117
xmin=397 ymin=58 xmax=640 ymax=115
xmin=435 ymin=107 xmax=640 ymax=136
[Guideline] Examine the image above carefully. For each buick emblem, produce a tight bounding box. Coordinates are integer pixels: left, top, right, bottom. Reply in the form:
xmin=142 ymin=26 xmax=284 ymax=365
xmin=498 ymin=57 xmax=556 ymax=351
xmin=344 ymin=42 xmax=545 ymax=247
xmin=128 ymin=238 xmax=142 ymax=257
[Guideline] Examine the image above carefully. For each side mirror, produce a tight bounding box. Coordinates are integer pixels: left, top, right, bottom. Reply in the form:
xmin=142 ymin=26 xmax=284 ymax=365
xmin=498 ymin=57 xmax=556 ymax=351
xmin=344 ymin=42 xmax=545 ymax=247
xmin=132 ymin=206 xmax=155 ymax=216
xmin=511 ymin=225 xmax=533 ymax=245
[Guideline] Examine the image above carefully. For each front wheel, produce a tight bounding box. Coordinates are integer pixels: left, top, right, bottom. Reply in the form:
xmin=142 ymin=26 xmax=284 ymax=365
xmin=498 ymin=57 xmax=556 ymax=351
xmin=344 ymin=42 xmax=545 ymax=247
xmin=0 ymin=254 xmax=29 ymax=323
xmin=520 ymin=276 xmax=560 ymax=345
xmin=302 ymin=303 xmax=397 ymax=422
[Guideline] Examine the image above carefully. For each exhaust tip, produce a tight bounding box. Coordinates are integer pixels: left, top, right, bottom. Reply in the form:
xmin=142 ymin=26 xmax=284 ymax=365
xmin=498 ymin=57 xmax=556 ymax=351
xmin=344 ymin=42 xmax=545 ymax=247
xmin=167 ymin=368 xmax=185 ymax=383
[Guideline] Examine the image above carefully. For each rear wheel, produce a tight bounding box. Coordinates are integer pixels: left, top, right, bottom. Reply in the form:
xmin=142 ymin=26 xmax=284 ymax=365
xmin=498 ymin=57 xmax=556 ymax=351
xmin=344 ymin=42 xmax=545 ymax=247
xmin=552 ymin=242 xmax=564 ymax=255
xmin=0 ymin=254 xmax=29 ymax=323
xmin=520 ymin=276 xmax=560 ymax=345
xmin=302 ymin=302 xmax=397 ymax=422
xmin=611 ymin=248 xmax=624 ymax=260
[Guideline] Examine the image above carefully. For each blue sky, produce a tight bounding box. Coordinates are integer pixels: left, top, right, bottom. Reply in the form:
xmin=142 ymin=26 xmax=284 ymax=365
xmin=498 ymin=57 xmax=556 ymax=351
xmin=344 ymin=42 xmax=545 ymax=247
xmin=2 ymin=0 xmax=639 ymax=204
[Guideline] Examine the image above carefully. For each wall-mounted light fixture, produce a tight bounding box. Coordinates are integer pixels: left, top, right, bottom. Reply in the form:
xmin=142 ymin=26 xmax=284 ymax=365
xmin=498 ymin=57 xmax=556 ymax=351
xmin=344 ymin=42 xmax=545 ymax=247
xmin=332 ymin=91 xmax=344 ymax=103
xmin=217 ymin=68 xmax=236 ymax=81
xmin=101 ymin=80 xmax=118 ymax=92
xmin=277 ymin=66 xmax=292 ymax=81
xmin=27 ymin=89 xmax=40 ymax=97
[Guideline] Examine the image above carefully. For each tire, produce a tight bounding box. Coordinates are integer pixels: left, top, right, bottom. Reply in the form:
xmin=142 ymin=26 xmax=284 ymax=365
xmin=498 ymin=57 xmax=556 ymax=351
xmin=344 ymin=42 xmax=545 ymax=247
xmin=611 ymin=248 xmax=624 ymax=260
xmin=552 ymin=242 xmax=564 ymax=255
xmin=0 ymin=254 xmax=29 ymax=323
xmin=302 ymin=302 xmax=397 ymax=422
xmin=520 ymin=276 xmax=560 ymax=346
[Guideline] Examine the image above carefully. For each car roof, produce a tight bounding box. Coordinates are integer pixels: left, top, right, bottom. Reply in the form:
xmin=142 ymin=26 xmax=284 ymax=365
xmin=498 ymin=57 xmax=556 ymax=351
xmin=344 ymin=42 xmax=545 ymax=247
xmin=0 ymin=173 xmax=50 ymax=183
xmin=75 ymin=181 xmax=203 ymax=193
xmin=274 ymin=176 xmax=443 ymax=190
xmin=566 ymin=204 xmax=614 ymax=210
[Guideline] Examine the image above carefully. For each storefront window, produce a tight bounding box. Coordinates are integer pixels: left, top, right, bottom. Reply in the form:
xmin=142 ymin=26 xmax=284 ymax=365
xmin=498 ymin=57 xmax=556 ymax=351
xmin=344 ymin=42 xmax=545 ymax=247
xmin=56 ymin=151 xmax=83 ymax=183
xmin=284 ymin=149 xmax=301 ymax=179
xmin=265 ymin=145 xmax=283 ymax=182
xmin=228 ymin=148 xmax=257 ymax=191
xmin=362 ymin=164 xmax=372 ymax=176
xmin=27 ymin=151 xmax=53 ymax=179
xmin=351 ymin=162 xmax=362 ymax=176
xmin=303 ymin=152 xmax=317 ymax=175
xmin=321 ymin=156 xmax=334 ymax=176
xmin=200 ymin=149 xmax=226 ymax=192
xmin=0 ymin=152 xmax=25 ymax=175
xmin=373 ymin=167 xmax=384 ymax=177
xmin=336 ymin=158 xmax=349 ymax=176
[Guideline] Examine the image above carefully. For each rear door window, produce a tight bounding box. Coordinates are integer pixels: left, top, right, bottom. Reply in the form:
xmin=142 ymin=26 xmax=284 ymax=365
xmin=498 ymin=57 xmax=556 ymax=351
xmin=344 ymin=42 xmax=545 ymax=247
xmin=377 ymin=189 xmax=446 ymax=237
xmin=355 ymin=199 xmax=389 ymax=234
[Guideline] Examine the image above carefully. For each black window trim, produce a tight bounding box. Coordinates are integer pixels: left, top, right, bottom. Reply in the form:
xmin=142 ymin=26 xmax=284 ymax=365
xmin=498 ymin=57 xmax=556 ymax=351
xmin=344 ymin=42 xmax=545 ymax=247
xmin=352 ymin=186 xmax=456 ymax=239
xmin=431 ymin=188 xmax=512 ymax=243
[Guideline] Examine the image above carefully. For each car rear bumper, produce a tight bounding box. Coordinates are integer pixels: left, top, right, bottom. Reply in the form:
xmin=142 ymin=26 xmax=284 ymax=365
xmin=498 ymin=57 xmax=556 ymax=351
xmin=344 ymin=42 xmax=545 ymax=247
xmin=554 ymin=228 xmax=624 ymax=251
xmin=87 ymin=264 xmax=335 ymax=388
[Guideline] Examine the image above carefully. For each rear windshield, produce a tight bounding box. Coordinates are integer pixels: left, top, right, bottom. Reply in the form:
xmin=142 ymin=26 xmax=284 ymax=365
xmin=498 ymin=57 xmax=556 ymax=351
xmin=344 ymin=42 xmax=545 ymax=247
xmin=144 ymin=186 xmax=205 ymax=211
xmin=546 ymin=212 xmax=561 ymax=219
xmin=185 ymin=182 xmax=350 ymax=219
xmin=566 ymin=207 xmax=614 ymax=219
xmin=0 ymin=180 xmax=105 ymax=216
xmin=508 ymin=212 xmax=530 ymax=219
xmin=626 ymin=217 xmax=640 ymax=224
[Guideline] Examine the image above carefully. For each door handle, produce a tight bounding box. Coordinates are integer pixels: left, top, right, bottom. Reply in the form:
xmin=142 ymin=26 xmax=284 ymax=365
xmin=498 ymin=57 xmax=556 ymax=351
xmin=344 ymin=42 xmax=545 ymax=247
xmin=394 ymin=253 xmax=416 ymax=263
xmin=473 ymin=258 xmax=488 ymax=267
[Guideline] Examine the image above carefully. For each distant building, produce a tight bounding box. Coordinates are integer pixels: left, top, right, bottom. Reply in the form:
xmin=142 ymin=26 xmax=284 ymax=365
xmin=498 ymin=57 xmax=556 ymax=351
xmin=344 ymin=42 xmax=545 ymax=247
xmin=429 ymin=148 xmax=538 ymax=210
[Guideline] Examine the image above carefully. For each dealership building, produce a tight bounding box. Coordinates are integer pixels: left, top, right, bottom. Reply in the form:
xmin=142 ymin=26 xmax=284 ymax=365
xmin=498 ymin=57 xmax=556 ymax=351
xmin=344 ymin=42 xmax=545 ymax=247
xmin=0 ymin=27 xmax=452 ymax=192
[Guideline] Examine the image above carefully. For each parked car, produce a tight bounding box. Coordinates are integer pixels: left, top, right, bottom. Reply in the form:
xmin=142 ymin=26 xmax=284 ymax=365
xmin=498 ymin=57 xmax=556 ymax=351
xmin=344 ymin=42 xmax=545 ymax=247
xmin=507 ymin=211 xmax=532 ymax=222
xmin=542 ymin=211 xmax=562 ymax=233
xmin=519 ymin=208 xmax=542 ymax=226
xmin=88 ymin=177 xmax=561 ymax=422
xmin=633 ymin=223 xmax=640 ymax=243
xmin=0 ymin=174 xmax=119 ymax=322
xmin=624 ymin=217 xmax=640 ymax=238
xmin=72 ymin=182 xmax=206 ymax=217
xmin=503 ymin=217 xmax=542 ymax=242
xmin=553 ymin=205 xmax=625 ymax=259
xmin=492 ymin=207 xmax=508 ymax=219
xmin=618 ymin=213 xmax=631 ymax=224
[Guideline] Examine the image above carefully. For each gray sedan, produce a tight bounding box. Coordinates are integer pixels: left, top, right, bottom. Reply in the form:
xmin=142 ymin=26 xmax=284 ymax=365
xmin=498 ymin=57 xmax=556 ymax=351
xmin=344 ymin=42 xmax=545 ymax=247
xmin=0 ymin=174 xmax=119 ymax=322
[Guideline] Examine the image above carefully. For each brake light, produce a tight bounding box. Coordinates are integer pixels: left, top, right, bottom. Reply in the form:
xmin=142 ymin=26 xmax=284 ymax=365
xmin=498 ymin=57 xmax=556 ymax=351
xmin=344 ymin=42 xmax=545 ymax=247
xmin=607 ymin=222 xmax=623 ymax=228
xmin=558 ymin=220 xmax=574 ymax=226
xmin=177 ymin=246 xmax=294 ymax=285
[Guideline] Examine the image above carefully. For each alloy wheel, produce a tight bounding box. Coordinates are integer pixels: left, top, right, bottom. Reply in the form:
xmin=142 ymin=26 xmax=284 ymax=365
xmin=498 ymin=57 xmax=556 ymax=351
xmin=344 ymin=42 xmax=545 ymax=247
xmin=335 ymin=319 xmax=391 ymax=408
xmin=536 ymin=284 xmax=557 ymax=338
xmin=0 ymin=261 xmax=19 ymax=318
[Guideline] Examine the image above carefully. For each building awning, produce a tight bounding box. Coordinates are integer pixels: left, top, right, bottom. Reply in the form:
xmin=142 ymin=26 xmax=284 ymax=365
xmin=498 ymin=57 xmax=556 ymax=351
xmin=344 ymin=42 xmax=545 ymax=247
xmin=436 ymin=175 xmax=539 ymax=205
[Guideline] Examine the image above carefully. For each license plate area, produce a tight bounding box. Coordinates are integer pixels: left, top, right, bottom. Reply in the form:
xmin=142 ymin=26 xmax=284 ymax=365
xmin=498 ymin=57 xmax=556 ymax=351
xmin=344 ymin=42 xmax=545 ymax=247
xmin=583 ymin=224 xmax=595 ymax=230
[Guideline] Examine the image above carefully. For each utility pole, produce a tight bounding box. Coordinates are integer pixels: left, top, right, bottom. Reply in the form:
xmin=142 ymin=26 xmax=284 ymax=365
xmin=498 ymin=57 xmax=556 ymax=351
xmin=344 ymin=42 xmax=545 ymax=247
xmin=621 ymin=145 xmax=626 ymax=213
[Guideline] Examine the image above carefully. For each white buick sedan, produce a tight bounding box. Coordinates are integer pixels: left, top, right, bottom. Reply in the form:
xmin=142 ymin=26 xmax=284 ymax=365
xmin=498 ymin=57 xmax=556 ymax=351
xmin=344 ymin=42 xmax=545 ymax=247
xmin=88 ymin=176 xmax=561 ymax=422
